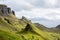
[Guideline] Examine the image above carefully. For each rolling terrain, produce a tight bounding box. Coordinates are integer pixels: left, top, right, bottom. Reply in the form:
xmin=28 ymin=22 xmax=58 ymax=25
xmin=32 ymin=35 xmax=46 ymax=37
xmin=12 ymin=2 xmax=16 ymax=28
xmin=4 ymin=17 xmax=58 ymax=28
xmin=0 ymin=4 xmax=60 ymax=40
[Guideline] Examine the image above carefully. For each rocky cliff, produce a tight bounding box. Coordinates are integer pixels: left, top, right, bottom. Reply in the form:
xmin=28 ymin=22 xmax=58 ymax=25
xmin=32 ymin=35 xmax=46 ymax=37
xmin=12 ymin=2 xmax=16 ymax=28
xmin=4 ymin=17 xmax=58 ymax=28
xmin=0 ymin=4 xmax=15 ymax=16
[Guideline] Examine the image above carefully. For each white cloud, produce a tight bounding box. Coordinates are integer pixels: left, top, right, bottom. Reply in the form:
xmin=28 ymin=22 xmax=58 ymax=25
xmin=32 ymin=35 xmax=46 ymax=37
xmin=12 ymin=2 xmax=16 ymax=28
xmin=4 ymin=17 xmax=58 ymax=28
xmin=15 ymin=8 xmax=60 ymax=20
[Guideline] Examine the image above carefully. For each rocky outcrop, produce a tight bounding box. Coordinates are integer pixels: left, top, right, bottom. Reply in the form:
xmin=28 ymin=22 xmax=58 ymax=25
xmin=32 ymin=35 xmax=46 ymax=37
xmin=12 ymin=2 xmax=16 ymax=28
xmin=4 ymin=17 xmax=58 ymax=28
xmin=0 ymin=4 xmax=15 ymax=16
xmin=56 ymin=25 xmax=60 ymax=28
xmin=34 ymin=23 xmax=48 ymax=30
xmin=25 ymin=24 xmax=32 ymax=31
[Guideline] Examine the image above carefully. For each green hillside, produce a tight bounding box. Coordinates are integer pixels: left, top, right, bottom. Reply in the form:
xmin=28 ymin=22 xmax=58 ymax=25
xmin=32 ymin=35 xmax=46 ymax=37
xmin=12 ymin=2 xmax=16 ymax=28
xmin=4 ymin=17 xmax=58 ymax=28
xmin=0 ymin=4 xmax=60 ymax=40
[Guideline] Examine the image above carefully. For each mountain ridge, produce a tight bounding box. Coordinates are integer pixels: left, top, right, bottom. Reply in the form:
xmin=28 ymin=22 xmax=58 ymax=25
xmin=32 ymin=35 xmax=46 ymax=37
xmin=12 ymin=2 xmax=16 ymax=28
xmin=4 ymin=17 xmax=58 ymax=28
xmin=0 ymin=4 xmax=60 ymax=40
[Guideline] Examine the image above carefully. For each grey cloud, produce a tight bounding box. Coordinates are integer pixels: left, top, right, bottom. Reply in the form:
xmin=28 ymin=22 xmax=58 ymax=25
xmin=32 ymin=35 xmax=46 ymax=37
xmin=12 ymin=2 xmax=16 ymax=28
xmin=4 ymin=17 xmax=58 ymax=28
xmin=11 ymin=5 xmax=32 ymax=11
xmin=25 ymin=0 xmax=46 ymax=8
xmin=47 ymin=13 xmax=60 ymax=16
xmin=30 ymin=17 xmax=50 ymax=21
xmin=25 ymin=0 xmax=60 ymax=8
xmin=30 ymin=0 xmax=46 ymax=8
xmin=55 ymin=0 xmax=60 ymax=8
xmin=4 ymin=0 xmax=33 ymax=11
xmin=0 ymin=0 xmax=3 ymax=1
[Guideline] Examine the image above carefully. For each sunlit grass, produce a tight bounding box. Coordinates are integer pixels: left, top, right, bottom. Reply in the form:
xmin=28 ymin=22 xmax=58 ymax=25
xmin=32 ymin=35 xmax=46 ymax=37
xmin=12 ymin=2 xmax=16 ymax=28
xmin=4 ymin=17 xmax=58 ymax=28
xmin=0 ymin=14 xmax=60 ymax=40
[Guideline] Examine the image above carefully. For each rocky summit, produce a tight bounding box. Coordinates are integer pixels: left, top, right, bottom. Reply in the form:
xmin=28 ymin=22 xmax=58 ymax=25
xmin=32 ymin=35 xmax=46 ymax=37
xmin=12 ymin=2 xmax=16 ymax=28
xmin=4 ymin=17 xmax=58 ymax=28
xmin=0 ymin=4 xmax=15 ymax=16
xmin=0 ymin=4 xmax=60 ymax=40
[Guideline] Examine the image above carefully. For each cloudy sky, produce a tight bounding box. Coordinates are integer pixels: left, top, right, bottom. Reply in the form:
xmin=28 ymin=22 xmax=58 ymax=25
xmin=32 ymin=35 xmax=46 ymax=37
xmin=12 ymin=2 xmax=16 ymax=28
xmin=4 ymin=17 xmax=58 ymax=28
xmin=0 ymin=0 xmax=60 ymax=27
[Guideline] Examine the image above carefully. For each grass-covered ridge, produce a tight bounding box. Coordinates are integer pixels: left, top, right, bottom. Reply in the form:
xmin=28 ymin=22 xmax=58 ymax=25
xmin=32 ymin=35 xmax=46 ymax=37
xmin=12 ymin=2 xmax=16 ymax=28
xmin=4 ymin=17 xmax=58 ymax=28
xmin=0 ymin=15 xmax=60 ymax=40
xmin=0 ymin=5 xmax=60 ymax=40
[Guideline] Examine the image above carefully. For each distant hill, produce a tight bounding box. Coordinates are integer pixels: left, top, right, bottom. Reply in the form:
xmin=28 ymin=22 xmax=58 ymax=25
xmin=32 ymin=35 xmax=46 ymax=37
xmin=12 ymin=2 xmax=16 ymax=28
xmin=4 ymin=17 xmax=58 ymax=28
xmin=50 ymin=25 xmax=60 ymax=33
xmin=56 ymin=25 xmax=60 ymax=28
xmin=34 ymin=23 xmax=48 ymax=30
xmin=0 ymin=4 xmax=60 ymax=40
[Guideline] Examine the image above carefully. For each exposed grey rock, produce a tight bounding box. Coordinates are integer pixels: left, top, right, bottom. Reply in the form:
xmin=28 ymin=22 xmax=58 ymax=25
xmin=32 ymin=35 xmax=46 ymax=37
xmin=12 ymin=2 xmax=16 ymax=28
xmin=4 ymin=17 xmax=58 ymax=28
xmin=12 ymin=10 xmax=15 ymax=15
xmin=56 ymin=25 xmax=60 ymax=28
xmin=0 ymin=4 xmax=15 ymax=16
xmin=7 ymin=7 xmax=11 ymax=13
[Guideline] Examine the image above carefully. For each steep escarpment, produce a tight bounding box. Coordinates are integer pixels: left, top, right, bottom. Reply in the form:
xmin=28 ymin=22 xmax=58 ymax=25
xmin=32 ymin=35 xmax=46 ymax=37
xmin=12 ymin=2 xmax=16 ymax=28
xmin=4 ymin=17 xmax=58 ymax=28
xmin=0 ymin=4 xmax=15 ymax=16
xmin=0 ymin=4 xmax=60 ymax=40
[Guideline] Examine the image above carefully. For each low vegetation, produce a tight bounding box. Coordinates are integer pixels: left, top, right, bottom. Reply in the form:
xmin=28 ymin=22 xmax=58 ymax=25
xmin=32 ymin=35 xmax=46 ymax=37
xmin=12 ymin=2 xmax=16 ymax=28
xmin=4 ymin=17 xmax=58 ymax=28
xmin=0 ymin=5 xmax=60 ymax=40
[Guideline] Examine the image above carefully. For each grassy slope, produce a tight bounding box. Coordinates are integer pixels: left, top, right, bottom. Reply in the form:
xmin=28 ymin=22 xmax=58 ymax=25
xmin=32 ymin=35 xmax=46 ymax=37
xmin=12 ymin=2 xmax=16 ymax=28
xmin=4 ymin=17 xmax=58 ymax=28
xmin=0 ymin=29 xmax=21 ymax=40
xmin=0 ymin=14 xmax=60 ymax=40
xmin=19 ymin=17 xmax=60 ymax=40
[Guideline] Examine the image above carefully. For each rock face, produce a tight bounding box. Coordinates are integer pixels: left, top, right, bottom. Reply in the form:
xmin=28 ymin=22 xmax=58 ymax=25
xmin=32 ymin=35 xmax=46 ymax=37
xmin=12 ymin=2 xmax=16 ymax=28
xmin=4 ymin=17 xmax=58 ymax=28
xmin=0 ymin=4 xmax=15 ymax=16
xmin=25 ymin=24 xmax=32 ymax=31
xmin=56 ymin=25 xmax=60 ymax=28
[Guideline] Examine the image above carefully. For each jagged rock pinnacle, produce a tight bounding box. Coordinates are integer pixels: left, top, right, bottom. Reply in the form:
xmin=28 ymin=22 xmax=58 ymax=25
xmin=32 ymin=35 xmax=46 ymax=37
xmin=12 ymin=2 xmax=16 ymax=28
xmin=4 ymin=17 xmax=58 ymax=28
xmin=0 ymin=4 xmax=15 ymax=16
